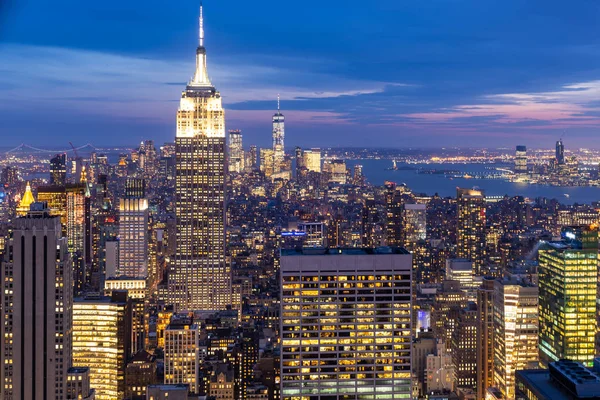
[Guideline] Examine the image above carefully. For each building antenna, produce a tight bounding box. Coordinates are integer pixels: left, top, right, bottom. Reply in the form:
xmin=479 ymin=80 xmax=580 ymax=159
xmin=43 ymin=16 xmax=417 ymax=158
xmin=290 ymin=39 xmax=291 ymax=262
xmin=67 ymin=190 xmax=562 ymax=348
xmin=277 ymin=94 xmax=280 ymax=112
xmin=199 ymin=1 xmax=204 ymax=47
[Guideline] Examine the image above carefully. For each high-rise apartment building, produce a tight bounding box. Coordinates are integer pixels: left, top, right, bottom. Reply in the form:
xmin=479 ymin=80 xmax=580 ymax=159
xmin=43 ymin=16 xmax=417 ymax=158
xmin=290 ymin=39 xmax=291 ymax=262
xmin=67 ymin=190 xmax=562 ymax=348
xmin=538 ymin=226 xmax=598 ymax=367
xmin=514 ymin=145 xmax=527 ymax=174
xmin=456 ymin=188 xmax=486 ymax=275
xmin=384 ymin=182 xmax=404 ymax=247
xmin=272 ymin=97 xmax=285 ymax=174
xmin=260 ymin=148 xmax=275 ymax=178
xmin=229 ymin=129 xmax=245 ymax=173
xmin=164 ymin=314 xmax=200 ymax=394
xmin=492 ymin=277 xmax=539 ymax=399
xmin=170 ymin=5 xmax=231 ymax=311
xmin=1 ymin=203 xmax=73 ymax=400
xmin=72 ymin=292 xmax=132 ymax=400
xmin=50 ymin=153 xmax=67 ymax=185
xmin=451 ymin=302 xmax=478 ymax=389
xmin=280 ymin=247 xmax=413 ymax=399
xmin=476 ymin=278 xmax=494 ymax=400
xmin=118 ymin=178 xmax=149 ymax=278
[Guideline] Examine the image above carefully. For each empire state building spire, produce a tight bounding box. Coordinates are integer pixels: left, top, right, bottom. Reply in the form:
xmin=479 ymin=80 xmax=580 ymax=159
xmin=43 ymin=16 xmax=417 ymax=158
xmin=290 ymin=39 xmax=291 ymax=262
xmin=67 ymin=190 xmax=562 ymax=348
xmin=191 ymin=2 xmax=211 ymax=87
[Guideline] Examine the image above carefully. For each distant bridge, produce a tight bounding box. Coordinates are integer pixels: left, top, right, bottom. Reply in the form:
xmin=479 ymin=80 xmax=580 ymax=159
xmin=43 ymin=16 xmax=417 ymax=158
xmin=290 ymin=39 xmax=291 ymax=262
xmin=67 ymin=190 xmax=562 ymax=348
xmin=5 ymin=143 xmax=101 ymax=155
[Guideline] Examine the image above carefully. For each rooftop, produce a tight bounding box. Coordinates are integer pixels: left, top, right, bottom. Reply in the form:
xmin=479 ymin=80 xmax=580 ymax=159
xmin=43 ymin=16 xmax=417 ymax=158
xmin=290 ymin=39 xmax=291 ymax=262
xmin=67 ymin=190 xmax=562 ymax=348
xmin=281 ymin=246 xmax=410 ymax=257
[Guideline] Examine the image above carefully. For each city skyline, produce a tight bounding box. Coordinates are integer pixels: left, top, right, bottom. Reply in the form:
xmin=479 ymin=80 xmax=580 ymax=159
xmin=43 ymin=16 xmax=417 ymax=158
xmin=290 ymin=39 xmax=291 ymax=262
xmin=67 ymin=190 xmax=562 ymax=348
xmin=2 ymin=1 xmax=600 ymax=148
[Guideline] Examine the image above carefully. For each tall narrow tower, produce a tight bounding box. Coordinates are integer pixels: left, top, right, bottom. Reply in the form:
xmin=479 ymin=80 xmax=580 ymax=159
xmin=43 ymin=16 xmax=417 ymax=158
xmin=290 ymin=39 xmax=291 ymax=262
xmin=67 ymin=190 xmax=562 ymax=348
xmin=170 ymin=4 xmax=231 ymax=311
xmin=272 ymin=95 xmax=285 ymax=173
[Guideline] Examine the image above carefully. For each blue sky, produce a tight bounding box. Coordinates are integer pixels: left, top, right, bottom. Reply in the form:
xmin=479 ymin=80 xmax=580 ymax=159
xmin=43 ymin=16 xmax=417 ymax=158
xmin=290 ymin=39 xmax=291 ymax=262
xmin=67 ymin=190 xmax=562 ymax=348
xmin=2 ymin=0 xmax=600 ymax=148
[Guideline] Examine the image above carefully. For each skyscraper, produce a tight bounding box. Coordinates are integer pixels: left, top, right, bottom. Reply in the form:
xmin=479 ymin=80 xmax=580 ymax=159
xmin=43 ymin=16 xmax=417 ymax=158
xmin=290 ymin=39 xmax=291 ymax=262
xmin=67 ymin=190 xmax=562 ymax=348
xmin=556 ymin=139 xmax=565 ymax=165
xmin=1 ymin=203 xmax=73 ymax=400
xmin=118 ymin=178 xmax=149 ymax=278
xmin=456 ymin=188 xmax=486 ymax=275
xmin=50 ymin=153 xmax=67 ymax=185
xmin=72 ymin=292 xmax=132 ymax=400
xmin=538 ymin=226 xmax=597 ymax=367
xmin=302 ymin=148 xmax=321 ymax=172
xmin=514 ymin=145 xmax=527 ymax=174
xmin=170 ymin=5 xmax=231 ymax=311
xmin=280 ymin=248 xmax=413 ymax=399
xmin=228 ymin=129 xmax=245 ymax=174
xmin=272 ymin=96 xmax=285 ymax=173
xmin=492 ymin=277 xmax=539 ymax=399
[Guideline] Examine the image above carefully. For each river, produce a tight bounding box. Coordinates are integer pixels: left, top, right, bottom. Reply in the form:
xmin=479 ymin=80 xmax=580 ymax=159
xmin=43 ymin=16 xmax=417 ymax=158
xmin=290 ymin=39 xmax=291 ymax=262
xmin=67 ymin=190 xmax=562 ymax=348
xmin=345 ymin=159 xmax=600 ymax=205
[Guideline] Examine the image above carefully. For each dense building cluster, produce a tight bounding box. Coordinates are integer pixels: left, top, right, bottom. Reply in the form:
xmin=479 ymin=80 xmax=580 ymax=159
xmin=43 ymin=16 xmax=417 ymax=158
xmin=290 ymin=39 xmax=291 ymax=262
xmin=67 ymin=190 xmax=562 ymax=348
xmin=2 ymin=6 xmax=600 ymax=400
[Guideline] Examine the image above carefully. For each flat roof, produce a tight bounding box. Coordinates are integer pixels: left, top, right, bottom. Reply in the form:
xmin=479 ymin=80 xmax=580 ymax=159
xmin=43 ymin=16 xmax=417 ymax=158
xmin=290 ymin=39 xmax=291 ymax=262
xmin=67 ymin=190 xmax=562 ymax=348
xmin=281 ymin=247 xmax=410 ymax=256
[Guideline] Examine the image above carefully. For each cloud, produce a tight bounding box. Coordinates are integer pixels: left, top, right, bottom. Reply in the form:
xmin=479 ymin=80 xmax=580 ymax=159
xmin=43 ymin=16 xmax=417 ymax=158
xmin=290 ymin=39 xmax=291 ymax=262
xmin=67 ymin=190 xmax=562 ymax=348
xmin=401 ymin=80 xmax=600 ymax=128
xmin=0 ymin=43 xmax=396 ymax=123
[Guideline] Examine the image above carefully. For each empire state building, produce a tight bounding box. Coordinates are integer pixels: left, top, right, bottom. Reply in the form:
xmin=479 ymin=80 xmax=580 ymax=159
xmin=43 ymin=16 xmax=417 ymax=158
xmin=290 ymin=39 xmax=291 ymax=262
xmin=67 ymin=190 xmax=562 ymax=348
xmin=170 ymin=5 xmax=231 ymax=311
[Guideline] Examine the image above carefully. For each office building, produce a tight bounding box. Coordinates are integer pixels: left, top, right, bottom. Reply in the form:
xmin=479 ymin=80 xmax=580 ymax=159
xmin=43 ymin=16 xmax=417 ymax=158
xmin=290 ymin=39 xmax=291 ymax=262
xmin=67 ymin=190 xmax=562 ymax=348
xmin=104 ymin=277 xmax=147 ymax=354
xmin=556 ymin=139 xmax=565 ymax=165
xmin=323 ymin=159 xmax=347 ymax=184
xmin=118 ymin=178 xmax=149 ymax=278
xmin=72 ymin=292 xmax=132 ymax=400
xmin=16 ymin=181 xmax=35 ymax=216
xmin=538 ymin=226 xmax=598 ymax=367
xmin=170 ymin=5 xmax=231 ymax=311
xmin=515 ymin=145 xmax=527 ymax=174
xmin=456 ymin=188 xmax=486 ymax=275
xmin=260 ymin=148 xmax=275 ymax=178
xmin=1 ymin=203 xmax=73 ymax=399
xmin=492 ymin=277 xmax=539 ymax=399
xmin=229 ymin=129 xmax=245 ymax=173
xmin=516 ymin=359 xmax=600 ymax=400
xmin=50 ymin=153 xmax=67 ymax=185
xmin=280 ymin=247 xmax=413 ymax=399
xmin=302 ymin=148 xmax=321 ymax=172
xmin=247 ymin=145 xmax=258 ymax=170
xmin=272 ymin=97 xmax=285 ymax=174
xmin=164 ymin=314 xmax=200 ymax=394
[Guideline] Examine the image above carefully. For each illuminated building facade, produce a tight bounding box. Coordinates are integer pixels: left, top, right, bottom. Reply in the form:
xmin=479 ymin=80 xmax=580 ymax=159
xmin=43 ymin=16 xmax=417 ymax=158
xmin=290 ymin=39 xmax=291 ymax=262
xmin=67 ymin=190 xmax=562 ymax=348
xmin=280 ymin=248 xmax=413 ymax=399
xmin=229 ymin=129 xmax=245 ymax=174
xmin=16 ymin=181 xmax=35 ymax=216
xmin=118 ymin=178 xmax=149 ymax=278
xmin=556 ymin=139 xmax=565 ymax=165
xmin=492 ymin=277 xmax=539 ymax=399
xmin=67 ymin=367 xmax=95 ymax=400
xmin=272 ymin=97 xmax=285 ymax=174
xmin=1 ymin=205 xmax=72 ymax=400
xmin=403 ymin=203 xmax=426 ymax=246
xmin=164 ymin=315 xmax=200 ymax=394
xmin=451 ymin=302 xmax=478 ymax=389
xmin=515 ymin=145 xmax=527 ymax=174
xmin=104 ymin=277 xmax=147 ymax=354
xmin=72 ymin=292 xmax=132 ymax=400
xmin=50 ymin=153 xmax=67 ymax=185
xmin=260 ymin=148 xmax=275 ymax=178
xmin=322 ymin=159 xmax=347 ymax=184
xmin=302 ymin=148 xmax=321 ymax=173
xmin=476 ymin=278 xmax=494 ymax=400
xmin=456 ymin=188 xmax=486 ymax=275
xmin=170 ymin=5 xmax=231 ymax=311
xmin=538 ymin=226 xmax=598 ymax=367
